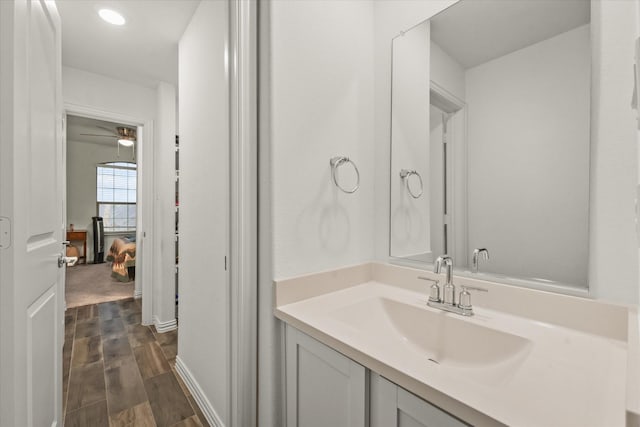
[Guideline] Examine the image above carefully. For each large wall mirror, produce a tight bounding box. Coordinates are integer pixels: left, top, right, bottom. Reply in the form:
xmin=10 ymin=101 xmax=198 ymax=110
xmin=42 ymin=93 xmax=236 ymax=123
xmin=389 ymin=0 xmax=591 ymax=292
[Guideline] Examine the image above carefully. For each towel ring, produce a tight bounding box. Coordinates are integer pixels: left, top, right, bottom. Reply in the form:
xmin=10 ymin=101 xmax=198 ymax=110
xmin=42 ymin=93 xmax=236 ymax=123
xmin=330 ymin=156 xmax=360 ymax=194
xmin=400 ymin=169 xmax=423 ymax=199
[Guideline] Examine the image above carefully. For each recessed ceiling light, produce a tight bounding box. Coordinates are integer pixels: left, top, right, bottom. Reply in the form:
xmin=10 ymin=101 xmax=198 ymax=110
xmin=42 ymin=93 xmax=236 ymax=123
xmin=98 ymin=9 xmax=125 ymax=26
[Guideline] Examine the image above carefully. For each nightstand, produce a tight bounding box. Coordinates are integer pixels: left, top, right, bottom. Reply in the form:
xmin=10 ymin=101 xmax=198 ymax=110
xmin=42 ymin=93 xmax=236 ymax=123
xmin=66 ymin=230 xmax=87 ymax=264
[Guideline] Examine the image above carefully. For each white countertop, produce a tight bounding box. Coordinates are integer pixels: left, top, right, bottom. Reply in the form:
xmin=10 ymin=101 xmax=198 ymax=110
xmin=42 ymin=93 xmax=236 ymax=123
xmin=274 ymin=262 xmax=634 ymax=427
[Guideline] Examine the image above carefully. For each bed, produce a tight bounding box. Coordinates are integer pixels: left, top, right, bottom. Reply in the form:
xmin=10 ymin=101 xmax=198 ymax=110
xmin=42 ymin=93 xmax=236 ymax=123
xmin=106 ymin=237 xmax=136 ymax=282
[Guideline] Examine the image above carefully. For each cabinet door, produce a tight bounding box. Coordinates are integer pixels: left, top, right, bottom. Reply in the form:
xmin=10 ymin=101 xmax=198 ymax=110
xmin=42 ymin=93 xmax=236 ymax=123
xmin=285 ymin=326 xmax=367 ymax=427
xmin=371 ymin=373 xmax=469 ymax=427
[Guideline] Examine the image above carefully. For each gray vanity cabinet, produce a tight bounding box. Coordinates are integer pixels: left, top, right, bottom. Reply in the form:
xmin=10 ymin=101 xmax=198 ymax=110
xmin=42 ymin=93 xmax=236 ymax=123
xmin=285 ymin=326 xmax=367 ymax=427
xmin=370 ymin=373 xmax=469 ymax=427
xmin=286 ymin=326 xmax=472 ymax=427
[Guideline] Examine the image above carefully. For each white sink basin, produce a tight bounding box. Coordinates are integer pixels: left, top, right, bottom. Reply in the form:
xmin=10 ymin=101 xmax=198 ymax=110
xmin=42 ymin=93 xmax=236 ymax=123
xmin=330 ymin=297 xmax=532 ymax=384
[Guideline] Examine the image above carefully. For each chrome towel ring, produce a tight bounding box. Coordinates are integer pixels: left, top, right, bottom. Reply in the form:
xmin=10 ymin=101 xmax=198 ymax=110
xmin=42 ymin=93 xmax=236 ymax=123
xmin=400 ymin=169 xmax=423 ymax=199
xmin=330 ymin=156 xmax=360 ymax=194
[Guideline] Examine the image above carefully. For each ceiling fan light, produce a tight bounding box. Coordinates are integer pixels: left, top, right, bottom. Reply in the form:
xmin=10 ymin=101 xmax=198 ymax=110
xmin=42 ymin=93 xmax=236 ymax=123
xmin=98 ymin=9 xmax=126 ymax=26
xmin=118 ymin=138 xmax=134 ymax=147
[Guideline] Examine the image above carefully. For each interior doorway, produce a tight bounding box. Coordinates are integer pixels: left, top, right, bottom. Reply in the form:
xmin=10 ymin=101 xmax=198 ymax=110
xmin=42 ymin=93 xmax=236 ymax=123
xmin=64 ymin=114 xmax=144 ymax=308
xmin=430 ymin=84 xmax=467 ymax=265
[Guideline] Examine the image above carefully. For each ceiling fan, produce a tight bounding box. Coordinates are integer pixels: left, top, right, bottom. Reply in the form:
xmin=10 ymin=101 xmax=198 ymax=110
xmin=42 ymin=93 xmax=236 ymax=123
xmin=80 ymin=125 xmax=137 ymax=158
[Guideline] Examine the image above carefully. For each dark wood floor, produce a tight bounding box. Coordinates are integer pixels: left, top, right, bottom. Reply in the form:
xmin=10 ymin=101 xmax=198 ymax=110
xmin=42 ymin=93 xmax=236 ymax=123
xmin=64 ymin=298 xmax=208 ymax=427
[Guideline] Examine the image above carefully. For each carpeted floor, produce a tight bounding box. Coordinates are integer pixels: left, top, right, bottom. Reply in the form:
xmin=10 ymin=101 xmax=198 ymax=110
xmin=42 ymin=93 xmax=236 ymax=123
xmin=65 ymin=263 xmax=134 ymax=308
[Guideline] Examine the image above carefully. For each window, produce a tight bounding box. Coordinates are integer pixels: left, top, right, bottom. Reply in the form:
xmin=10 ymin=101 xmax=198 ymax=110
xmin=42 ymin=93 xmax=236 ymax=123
xmin=97 ymin=162 xmax=137 ymax=233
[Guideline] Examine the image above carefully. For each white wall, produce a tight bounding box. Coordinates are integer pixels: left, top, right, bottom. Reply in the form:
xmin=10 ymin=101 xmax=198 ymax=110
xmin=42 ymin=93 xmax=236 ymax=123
xmin=66 ymin=139 xmax=135 ymax=263
xmin=178 ymin=0 xmax=230 ymax=424
xmin=259 ymin=3 xmax=377 ymax=425
xmin=431 ymin=41 xmax=466 ymax=101
xmin=154 ymin=82 xmax=177 ymax=326
xmin=271 ymin=0 xmax=375 ymax=279
xmin=590 ymin=0 xmax=639 ymax=303
xmin=63 ymin=67 xmax=156 ymax=120
xmin=465 ymin=24 xmax=590 ymax=287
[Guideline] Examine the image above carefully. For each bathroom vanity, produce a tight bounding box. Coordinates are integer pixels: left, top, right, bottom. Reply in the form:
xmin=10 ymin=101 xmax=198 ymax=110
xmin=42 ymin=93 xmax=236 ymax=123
xmin=270 ymin=0 xmax=640 ymax=425
xmin=275 ymin=263 xmax=637 ymax=427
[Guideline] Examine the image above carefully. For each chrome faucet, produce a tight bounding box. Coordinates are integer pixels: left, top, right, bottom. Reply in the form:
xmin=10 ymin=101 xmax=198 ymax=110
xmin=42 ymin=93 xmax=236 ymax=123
xmin=472 ymin=248 xmax=489 ymax=273
xmin=434 ymin=256 xmax=455 ymax=305
xmin=420 ymin=255 xmax=488 ymax=316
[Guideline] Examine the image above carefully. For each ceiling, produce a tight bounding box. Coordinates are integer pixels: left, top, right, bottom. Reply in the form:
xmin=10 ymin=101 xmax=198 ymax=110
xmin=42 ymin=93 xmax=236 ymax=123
xmin=67 ymin=115 xmax=133 ymax=147
xmin=431 ymin=0 xmax=590 ymax=69
xmin=56 ymin=0 xmax=199 ymax=88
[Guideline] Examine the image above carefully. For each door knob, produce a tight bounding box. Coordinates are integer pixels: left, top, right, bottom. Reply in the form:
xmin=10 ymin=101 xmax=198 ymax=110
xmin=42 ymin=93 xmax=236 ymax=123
xmin=58 ymin=254 xmax=77 ymax=268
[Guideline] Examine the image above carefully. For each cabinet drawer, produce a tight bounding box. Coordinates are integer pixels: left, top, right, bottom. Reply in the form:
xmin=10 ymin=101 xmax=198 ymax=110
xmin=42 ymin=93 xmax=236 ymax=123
xmin=66 ymin=231 xmax=86 ymax=240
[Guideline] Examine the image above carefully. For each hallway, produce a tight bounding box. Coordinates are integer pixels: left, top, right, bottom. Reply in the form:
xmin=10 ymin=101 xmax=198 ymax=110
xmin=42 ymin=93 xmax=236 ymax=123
xmin=63 ymin=299 xmax=207 ymax=426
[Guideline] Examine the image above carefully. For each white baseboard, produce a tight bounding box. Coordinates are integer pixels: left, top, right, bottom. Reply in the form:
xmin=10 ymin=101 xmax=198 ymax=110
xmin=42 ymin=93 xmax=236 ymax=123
xmin=134 ymin=289 xmax=142 ymax=299
xmin=175 ymin=356 xmax=225 ymax=427
xmin=153 ymin=315 xmax=177 ymax=333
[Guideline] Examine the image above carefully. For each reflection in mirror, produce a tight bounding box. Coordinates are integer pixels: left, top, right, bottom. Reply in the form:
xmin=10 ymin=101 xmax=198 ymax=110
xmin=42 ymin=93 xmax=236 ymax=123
xmin=390 ymin=21 xmax=431 ymax=262
xmin=389 ymin=0 xmax=591 ymax=291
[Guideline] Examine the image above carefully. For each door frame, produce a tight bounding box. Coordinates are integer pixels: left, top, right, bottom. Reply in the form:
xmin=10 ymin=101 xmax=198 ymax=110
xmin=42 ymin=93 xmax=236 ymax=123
xmin=63 ymin=103 xmax=154 ymax=325
xmin=229 ymin=0 xmax=258 ymax=425
xmin=429 ymin=82 xmax=467 ymax=266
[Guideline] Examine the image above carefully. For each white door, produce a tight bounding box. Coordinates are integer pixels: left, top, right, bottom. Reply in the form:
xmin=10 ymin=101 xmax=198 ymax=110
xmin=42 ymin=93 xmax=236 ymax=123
xmin=0 ymin=1 xmax=64 ymax=426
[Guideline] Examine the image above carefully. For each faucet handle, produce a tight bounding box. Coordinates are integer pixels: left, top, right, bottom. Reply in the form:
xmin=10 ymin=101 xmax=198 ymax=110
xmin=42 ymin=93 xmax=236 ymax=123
xmin=458 ymin=285 xmax=488 ymax=310
xmin=418 ymin=276 xmax=441 ymax=302
xmin=459 ymin=288 xmax=472 ymax=309
xmin=428 ymin=282 xmax=440 ymax=303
